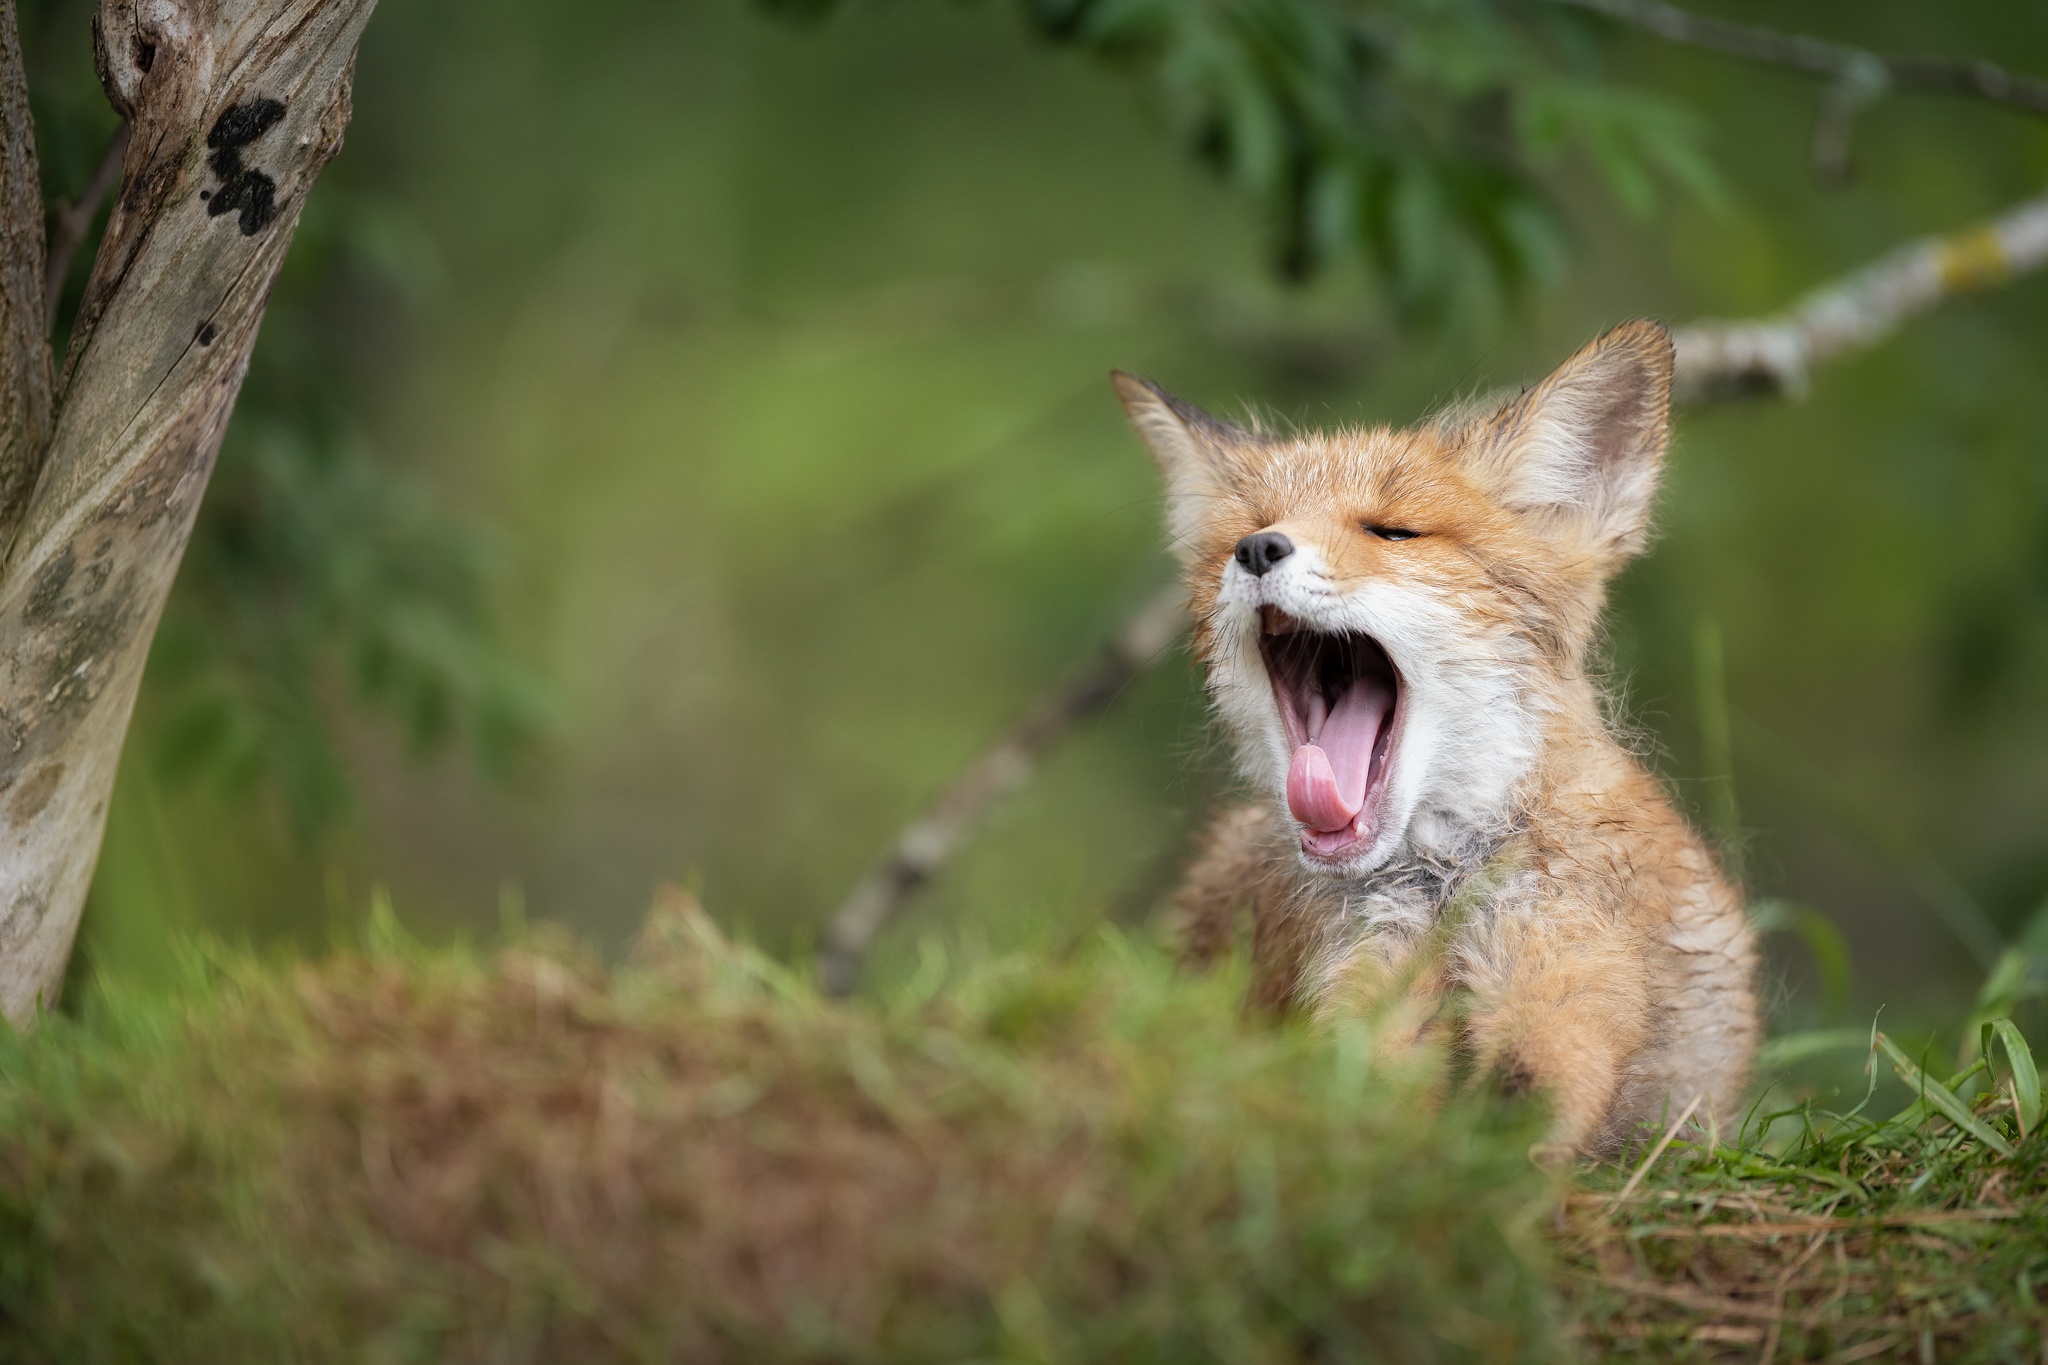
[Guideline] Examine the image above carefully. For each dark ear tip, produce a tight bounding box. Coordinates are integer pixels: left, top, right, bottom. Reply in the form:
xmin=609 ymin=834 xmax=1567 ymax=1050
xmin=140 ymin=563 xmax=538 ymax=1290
xmin=1110 ymin=370 xmax=1160 ymax=403
xmin=1111 ymin=374 xmax=1252 ymax=449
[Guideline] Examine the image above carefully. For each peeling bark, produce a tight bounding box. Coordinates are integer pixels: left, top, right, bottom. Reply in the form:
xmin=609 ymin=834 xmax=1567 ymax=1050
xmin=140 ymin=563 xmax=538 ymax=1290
xmin=0 ymin=0 xmax=378 ymax=1022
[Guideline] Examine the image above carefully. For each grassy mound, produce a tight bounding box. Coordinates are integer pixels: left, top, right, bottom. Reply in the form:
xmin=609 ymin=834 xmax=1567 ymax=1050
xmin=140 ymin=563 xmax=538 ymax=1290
xmin=0 ymin=894 xmax=1561 ymax=1364
xmin=3 ymin=891 xmax=2042 ymax=1362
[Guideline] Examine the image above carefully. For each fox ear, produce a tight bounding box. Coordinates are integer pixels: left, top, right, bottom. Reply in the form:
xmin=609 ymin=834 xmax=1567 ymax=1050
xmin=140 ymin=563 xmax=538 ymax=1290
xmin=1112 ymin=371 xmax=1254 ymax=563
xmin=1466 ymin=320 xmax=1674 ymax=560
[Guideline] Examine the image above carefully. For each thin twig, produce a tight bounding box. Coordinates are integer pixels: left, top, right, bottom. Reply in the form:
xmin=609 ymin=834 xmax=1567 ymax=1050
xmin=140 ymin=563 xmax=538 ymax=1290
xmin=1553 ymin=0 xmax=2048 ymax=180
xmin=43 ymin=123 xmax=128 ymax=335
xmin=1550 ymin=0 xmax=2048 ymax=118
xmin=1809 ymin=59 xmax=1886 ymax=184
xmin=817 ymin=585 xmax=1188 ymax=994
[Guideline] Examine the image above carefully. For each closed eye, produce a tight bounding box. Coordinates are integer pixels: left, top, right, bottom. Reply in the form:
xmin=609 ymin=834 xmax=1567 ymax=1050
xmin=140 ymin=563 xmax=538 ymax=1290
xmin=1363 ymin=524 xmax=1421 ymax=541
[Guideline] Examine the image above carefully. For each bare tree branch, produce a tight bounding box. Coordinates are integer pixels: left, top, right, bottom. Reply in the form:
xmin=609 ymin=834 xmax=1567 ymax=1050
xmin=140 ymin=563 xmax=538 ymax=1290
xmin=1550 ymin=0 xmax=2048 ymax=119
xmin=1671 ymin=186 xmax=2048 ymax=401
xmin=818 ymin=586 xmax=1188 ymax=995
xmin=1807 ymin=57 xmax=1886 ymax=185
xmin=817 ymin=181 xmax=2048 ymax=992
xmin=42 ymin=122 xmax=129 ymax=336
xmin=0 ymin=0 xmax=52 ymax=559
xmin=0 ymin=0 xmax=379 ymax=1022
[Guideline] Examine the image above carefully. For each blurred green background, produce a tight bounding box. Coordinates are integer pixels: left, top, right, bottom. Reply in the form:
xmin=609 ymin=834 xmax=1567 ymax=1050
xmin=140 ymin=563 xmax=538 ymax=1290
xmin=26 ymin=0 xmax=2048 ymax=1033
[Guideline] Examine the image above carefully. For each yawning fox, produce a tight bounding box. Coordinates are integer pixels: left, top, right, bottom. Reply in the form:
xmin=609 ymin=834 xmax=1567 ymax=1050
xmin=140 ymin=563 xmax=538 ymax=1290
xmin=1115 ymin=320 xmax=1757 ymax=1154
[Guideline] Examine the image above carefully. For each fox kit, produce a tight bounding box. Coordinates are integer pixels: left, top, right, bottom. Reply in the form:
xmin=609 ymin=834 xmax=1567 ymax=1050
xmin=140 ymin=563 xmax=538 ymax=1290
xmin=1115 ymin=320 xmax=1757 ymax=1154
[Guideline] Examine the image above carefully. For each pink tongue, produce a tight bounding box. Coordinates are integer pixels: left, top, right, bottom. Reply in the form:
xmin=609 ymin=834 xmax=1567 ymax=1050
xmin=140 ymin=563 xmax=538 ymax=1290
xmin=1285 ymin=676 xmax=1393 ymax=833
xmin=1287 ymin=745 xmax=1352 ymax=831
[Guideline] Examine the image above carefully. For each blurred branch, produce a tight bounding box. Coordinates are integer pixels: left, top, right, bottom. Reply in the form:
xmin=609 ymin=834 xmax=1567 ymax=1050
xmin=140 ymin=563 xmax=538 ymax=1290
xmin=1671 ymin=185 xmax=2048 ymax=401
xmin=819 ymin=182 xmax=2048 ymax=992
xmin=818 ymin=586 xmax=1188 ymax=995
xmin=1550 ymin=0 xmax=2048 ymax=179
xmin=42 ymin=122 xmax=127 ymax=334
xmin=1550 ymin=0 xmax=2048 ymax=118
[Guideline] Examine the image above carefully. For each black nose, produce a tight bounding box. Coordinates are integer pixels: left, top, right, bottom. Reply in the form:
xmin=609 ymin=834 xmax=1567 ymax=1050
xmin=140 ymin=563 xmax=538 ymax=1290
xmin=1233 ymin=531 xmax=1295 ymax=577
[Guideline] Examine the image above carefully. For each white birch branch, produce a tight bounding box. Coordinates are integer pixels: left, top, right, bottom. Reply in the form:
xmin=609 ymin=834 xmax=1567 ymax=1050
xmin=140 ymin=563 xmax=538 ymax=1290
xmin=1671 ymin=187 xmax=2048 ymax=401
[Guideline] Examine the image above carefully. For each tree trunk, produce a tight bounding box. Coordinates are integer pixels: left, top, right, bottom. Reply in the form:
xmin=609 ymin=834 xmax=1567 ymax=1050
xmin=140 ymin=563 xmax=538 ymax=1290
xmin=0 ymin=1 xmax=51 ymax=547
xmin=0 ymin=0 xmax=378 ymax=1022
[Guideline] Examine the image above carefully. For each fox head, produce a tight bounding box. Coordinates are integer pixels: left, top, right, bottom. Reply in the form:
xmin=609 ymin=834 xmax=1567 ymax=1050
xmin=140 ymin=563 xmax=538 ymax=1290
xmin=1116 ymin=320 xmax=1674 ymax=875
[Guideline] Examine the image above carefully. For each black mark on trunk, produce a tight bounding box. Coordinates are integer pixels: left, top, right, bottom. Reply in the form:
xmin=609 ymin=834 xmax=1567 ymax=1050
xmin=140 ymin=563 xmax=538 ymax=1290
xmin=208 ymin=100 xmax=286 ymax=149
xmin=204 ymin=99 xmax=287 ymax=236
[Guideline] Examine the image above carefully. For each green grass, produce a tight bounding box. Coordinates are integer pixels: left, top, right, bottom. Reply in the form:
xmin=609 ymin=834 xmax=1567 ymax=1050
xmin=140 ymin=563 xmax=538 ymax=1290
xmin=1565 ymin=1059 xmax=2048 ymax=1362
xmin=0 ymin=894 xmax=2042 ymax=1363
xmin=1564 ymin=923 xmax=2048 ymax=1363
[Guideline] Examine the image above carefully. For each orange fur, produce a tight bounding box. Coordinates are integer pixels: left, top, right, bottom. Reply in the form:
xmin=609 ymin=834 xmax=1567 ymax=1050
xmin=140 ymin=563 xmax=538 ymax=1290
xmin=1118 ymin=321 xmax=1758 ymax=1154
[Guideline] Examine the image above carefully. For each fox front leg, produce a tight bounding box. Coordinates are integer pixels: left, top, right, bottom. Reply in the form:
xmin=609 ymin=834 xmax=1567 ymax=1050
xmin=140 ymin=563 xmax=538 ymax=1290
xmin=1456 ymin=906 xmax=1655 ymax=1154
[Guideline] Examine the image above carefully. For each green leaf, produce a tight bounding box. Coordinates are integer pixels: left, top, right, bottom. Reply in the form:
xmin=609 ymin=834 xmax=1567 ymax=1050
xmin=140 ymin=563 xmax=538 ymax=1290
xmin=1960 ymin=900 xmax=2048 ymax=1059
xmin=1972 ymin=948 xmax=2031 ymax=1021
xmin=1874 ymin=1032 xmax=2013 ymax=1158
xmin=1982 ymin=1019 xmax=2042 ymax=1135
xmin=1757 ymin=1028 xmax=1870 ymax=1069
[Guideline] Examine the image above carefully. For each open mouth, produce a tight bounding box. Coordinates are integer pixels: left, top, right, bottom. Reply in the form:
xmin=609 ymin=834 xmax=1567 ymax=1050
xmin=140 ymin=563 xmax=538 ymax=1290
xmin=1259 ymin=606 xmax=1401 ymax=861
